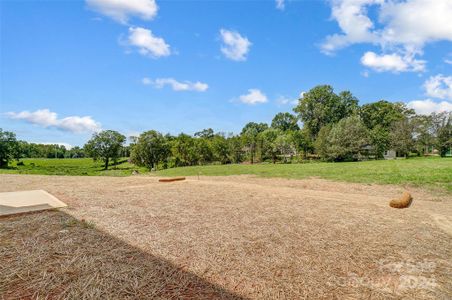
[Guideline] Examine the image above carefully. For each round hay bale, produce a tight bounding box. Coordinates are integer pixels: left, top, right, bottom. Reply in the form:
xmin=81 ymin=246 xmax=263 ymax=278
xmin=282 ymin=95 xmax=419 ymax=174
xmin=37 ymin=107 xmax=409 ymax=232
xmin=158 ymin=177 xmax=186 ymax=183
xmin=389 ymin=191 xmax=413 ymax=208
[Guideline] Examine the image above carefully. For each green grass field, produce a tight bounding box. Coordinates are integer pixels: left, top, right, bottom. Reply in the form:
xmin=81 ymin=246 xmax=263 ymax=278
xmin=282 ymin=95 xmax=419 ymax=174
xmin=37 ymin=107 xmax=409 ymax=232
xmin=0 ymin=158 xmax=148 ymax=176
xmin=1 ymin=157 xmax=451 ymax=191
xmin=158 ymin=157 xmax=452 ymax=192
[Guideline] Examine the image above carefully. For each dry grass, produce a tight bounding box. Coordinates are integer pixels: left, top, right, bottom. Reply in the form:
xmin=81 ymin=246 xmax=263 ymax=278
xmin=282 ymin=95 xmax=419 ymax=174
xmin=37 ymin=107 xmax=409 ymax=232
xmin=1 ymin=174 xmax=452 ymax=299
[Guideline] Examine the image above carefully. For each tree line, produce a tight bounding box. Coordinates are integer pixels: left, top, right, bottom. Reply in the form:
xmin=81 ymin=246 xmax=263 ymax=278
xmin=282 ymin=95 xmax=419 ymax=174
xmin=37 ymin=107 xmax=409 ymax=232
xmin=1 ymin=85 xmax=451 ymax=169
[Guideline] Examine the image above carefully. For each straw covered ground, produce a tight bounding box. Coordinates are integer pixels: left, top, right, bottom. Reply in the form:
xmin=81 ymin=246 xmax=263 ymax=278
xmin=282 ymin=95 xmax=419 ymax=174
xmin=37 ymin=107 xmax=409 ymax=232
xmin=1 ymin=174 xmax=451 ymax=299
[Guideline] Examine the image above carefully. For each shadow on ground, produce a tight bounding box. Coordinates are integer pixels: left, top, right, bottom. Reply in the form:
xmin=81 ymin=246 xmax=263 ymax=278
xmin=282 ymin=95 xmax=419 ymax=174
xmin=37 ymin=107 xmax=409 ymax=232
xmin=0 ymin=210 xmax=246 ymax=299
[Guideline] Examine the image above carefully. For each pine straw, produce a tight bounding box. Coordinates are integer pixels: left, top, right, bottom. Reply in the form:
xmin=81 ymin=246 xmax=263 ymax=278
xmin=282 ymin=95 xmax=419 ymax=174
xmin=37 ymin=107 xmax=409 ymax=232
xmin=0 ymin=211 xmax=241 ymax=299
xmin=1 ymin=174 xmax=452 ymax=299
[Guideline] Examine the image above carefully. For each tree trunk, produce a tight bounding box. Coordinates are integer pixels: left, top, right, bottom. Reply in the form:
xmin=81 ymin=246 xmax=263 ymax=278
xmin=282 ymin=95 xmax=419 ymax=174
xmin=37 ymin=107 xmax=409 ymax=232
xmin=104 ymin=157 xmax=109 ymax=170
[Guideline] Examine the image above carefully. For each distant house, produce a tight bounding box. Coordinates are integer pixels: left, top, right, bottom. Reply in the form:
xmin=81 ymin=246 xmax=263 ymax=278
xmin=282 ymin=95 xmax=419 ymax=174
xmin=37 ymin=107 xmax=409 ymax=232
xmin=383 ymin=149 xmax=397 ymax=160
xmin=360 ymin=145 xmax=399 ymax=160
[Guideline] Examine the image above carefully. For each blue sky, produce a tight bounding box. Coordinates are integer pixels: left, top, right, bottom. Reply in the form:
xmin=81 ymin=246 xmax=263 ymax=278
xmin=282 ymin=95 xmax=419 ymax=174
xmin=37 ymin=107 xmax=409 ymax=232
xmin=1 ymin=0 xmax=451 ymax=147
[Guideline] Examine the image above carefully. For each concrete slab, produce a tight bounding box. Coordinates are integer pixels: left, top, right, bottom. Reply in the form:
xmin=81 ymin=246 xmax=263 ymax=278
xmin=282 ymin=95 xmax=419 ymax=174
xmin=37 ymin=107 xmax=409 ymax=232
xmin=0 ymin=190 xmax=67 ymax=216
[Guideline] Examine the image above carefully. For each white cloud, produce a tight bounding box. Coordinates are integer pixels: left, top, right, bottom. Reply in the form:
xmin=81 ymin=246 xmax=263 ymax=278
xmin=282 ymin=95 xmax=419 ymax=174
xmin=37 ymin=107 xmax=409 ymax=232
xmin=220 ymin=29 xmax=252 ymax=61
xmin=144 ymin=77 xmax=208 ymax=92
xmin=86 ymin=0 xmax=158 ymax=24
xmin=423 ymin=75 xmax=452 ymax=100
xmin=379 ymin=0 xmax=452 ymax=49
xmin=142 ymin=77 xmax=152 ymax=85
xmin=322 ymin=0 xmax=452 ymax=72
xmin=360 ymin=51 xmax=425 ymax=72
xmin=7 ymin=109 xmax=101 ymax=133
xmin=407 ymin=99 xmax=452 ymax=115
xmin=322 ymin=0 xmax=379 ymax=54
xmin=445 ymin=59 xmax=452 ymax=65
xmin=238 ymin=89 xmax=268 ymax=105
xmin=276 ymin=96 xmax=298 ymax=106
xmin=276 ymin=0 xmax=285 ymax=10
xmin=128 ymin=27 xmax=171 ymax=58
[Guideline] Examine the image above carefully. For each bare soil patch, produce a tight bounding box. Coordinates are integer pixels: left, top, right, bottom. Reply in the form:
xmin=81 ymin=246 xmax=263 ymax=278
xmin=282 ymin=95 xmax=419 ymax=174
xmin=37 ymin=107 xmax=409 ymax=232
xmin=1 ymin=174 xmax=451 ymax=299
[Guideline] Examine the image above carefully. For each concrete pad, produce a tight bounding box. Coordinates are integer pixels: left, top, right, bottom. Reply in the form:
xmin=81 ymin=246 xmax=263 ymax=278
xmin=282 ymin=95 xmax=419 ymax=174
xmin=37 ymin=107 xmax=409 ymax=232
xmin=0 ymin=190 xmax=67 ymax=216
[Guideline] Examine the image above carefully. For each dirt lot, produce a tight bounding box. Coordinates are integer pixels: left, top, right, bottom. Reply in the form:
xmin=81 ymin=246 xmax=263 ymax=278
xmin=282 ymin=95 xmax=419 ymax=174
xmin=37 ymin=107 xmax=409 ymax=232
xmin=1 ymin=174 xmax=451 ymax=299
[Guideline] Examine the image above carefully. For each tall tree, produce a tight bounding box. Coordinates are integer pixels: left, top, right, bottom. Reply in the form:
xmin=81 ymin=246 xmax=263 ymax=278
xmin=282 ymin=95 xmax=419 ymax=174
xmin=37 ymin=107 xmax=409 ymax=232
xmin=131 ymin=130 xmax=171 ymax=170
xmin=293 ymin=85 xmax=358 ymax=139
xmin=432 ymin=112 xmax=452 ymax=157
xmin=369 ymin=125 xmax=390 ymax=159
xmin=260 ymin=128 xmax=280 ymax=163
xmin=212 ymin=135 xmax=230 ymax=164
xmin=359 ymin=100 xmax=414 ymax=130
xmin=314 ymin=125 xmax=332 ymax=160
xmin=194 ymin=128 xmax=214 ymax=139
xmin=271 ymin=112 xmax=300 ymax=132
xmin=275 ymin=134 xmax=296 ymax=163
xmin=0 ymin=129 xmax=20 ymax=168
xmin=195 ymin=138 xmax=213 ymax=165
xmin=241 ymin=122 xmax=268 ymax=164
xmin=389 ymin=119 xmax=415 ymax=157
xmin=84 ymin=130 xmax=125 ymax=170
xmin=323 ymin=116 xmax=369 ymax=161
xmin=171 ymin=133 xmax=197 ymax=166
xmin=411 ymin=114 xmax=434 ymax=155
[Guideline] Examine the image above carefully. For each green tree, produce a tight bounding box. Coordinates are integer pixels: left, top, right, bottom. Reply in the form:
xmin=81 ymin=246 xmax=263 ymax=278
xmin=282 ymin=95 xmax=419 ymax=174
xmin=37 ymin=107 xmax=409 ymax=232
xmin=84 ymin=130 xmax=125 ymax=169
xmin=389 ymin=119 xmax=414 ymax=157
xmin=324 ymin=116 xmax=369 ymax=161
xmin=171 ymin=133 xmax=197 ymax=166
xmin=241 ymin=122 xmax=268 ymax=164
xmin=131 ymin=130 xmax=171 ymax=170
xmin=195 ymin=138 xmax=213 ymax=165
xmin=369 ymin=125 xmax=390 ymax=159
xmin=228 ymin=135 xmax=244 ymax=163
xmin=411 ymin=114 xmax=434 ymax=155
xmin=314 ymin=125 xmax=332 ymax=160
xmin=293 ymin=85 xmax=358 ymax=139
xmin=271 ymin=112 xmax=300 ymax=132
xmin=194 ymin=128 xmax=214 ymax=139
xmin=0 ymin=129 xmax=20 ymax=168
xmin=275 ymin=134 xmax=296 ymax=163
xmin=432 ymin=112 xmax=452 ymax=157
xmin=360 ymin=100 xmax=414 ymax=130
xmin=212 ymin=134 xmax=230 ymax=164
xmin=260 ymin=128 xmax=280 ymax=163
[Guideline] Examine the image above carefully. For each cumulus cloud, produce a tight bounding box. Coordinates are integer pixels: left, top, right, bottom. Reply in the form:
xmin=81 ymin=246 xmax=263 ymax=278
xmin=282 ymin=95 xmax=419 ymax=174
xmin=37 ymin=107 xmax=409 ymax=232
xmin=424 ymin=74 xmax=452 ymax=100
xmin=360 ymin=51 xmax=425 ymax=72
xmin=322 ymin=0 xmax=452 ymax=72
xmin=407 ymin=99 xmax=452 ymax=115
xmin=7 ymin=109 xmax=101 ymax=133
xmin=276 ymin=96 xmax=298 ymax=106
xmin=220 ymin=29 xmax=252 ymax=61
xmin=143 ymin=77 xmax=208 ymax=92
xmin=405 ymin=74 xmax=452 ymax=115
xmin=128 ymin=27 xmax=171 ymax=58
xmin=86 ymin=0 xmax=158 ymax=24
xmin=276 ymin=0 xmax=285 ymax=10
xmin=238 ymin=89 xmax=268 ymax=105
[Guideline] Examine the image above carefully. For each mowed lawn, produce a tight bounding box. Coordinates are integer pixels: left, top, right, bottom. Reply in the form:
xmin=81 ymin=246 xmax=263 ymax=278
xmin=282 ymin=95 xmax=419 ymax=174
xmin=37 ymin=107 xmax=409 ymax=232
xmin=1 ymin=157 xmax=451 ymax=191
xmin=0 ymin=158 xmax=147 ymax=176
xmin=158 ymin=157 xmax=452 ymax=192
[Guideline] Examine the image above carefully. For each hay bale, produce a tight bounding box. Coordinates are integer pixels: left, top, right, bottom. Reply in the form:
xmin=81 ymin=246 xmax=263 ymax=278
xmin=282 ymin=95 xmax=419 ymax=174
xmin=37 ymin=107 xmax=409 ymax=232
xmin=389 ymin=191 xmax=413 ymax=208
xmin=159 ymin=177 xmax=186 ymax=183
